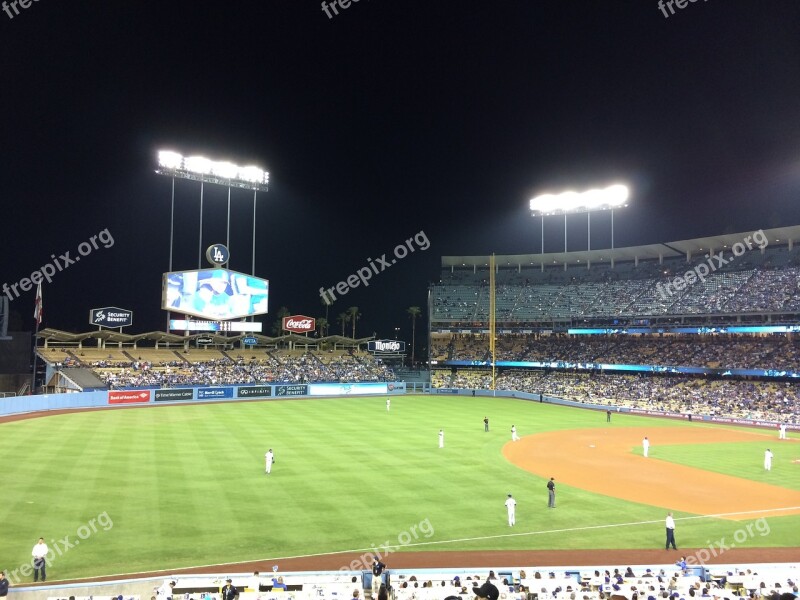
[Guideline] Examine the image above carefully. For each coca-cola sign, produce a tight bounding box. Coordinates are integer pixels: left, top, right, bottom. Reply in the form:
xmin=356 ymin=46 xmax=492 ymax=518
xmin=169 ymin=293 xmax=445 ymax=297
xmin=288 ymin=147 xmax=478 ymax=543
xmin=283 ymin=315 xmax=316 ymax=333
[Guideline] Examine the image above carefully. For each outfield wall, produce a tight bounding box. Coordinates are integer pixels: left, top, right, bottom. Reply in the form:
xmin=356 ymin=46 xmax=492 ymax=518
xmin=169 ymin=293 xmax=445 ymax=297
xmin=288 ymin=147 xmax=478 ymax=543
xmin=433 ymin=387 xmax=800 ymax=431
xmin=0 ymin=382 xmax=407 ymax=417
xmin=1 ymin=383 xmax=795 ymax=432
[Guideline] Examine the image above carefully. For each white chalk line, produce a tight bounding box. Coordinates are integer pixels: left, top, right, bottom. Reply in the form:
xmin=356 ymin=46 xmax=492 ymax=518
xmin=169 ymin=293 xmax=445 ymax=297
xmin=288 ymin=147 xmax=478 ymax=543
xmin=43 ymin=506 xmax=800 ymax=585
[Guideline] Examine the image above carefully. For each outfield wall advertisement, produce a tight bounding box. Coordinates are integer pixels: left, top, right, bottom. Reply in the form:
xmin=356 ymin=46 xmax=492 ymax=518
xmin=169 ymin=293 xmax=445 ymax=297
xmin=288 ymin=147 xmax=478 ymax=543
xmin=309 ymin=382 xmax=389 ymax=396
xmin=108 ymin=390 xmax=151 ymax=404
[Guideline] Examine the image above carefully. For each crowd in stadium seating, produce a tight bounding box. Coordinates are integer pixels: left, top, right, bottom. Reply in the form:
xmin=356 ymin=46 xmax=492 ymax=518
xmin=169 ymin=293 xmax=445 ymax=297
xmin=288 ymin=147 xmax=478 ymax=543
xmin=92 ymin=352 xmax=395 ymax=389
xmin=432 ymin=247 xmax=800 ymax=321
xmin=392 ymin=565 xmax=799 ymax=600
xmin=440 ymin=334 xmax=800 ymax=371
xmin=433 ymin=369 xmax=799 ymax=422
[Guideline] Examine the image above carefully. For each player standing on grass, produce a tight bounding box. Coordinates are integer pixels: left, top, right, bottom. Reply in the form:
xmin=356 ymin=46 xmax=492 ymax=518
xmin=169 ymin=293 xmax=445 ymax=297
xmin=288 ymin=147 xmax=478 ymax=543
xmin=386 ymin=398 xmax=390 ymax=412
xmin=642 ymin=436 xmax=650 ymax=458
xmin=439 ymin=429 xmax=444 ymax=448
xmin=265 ymin=449 xmax=275 ymax=475
xmin=764 ymin=448 xmax=773 ymax=470
xmin=505 ymin=494 xmax=516 ymax=526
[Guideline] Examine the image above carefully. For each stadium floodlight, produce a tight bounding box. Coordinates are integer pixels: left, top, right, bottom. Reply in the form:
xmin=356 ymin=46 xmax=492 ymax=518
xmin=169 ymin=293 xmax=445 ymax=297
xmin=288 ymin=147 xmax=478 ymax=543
xmin=529 ymin=184 xmax=629 ymax=216
xmin=156 ymin=150 xmax=269 ymax=191
xmin=530 ymin=183 xmax=630 ymax=259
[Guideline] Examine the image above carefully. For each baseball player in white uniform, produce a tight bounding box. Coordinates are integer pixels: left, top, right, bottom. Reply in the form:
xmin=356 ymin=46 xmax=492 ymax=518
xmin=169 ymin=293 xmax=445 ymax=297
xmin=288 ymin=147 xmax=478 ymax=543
xmin=386 ymin=398 xmax=391 ymax=412
xmin=779 ymin=424 xmax=787 ymax=439
xmin=439 ymin=429 xmax=444 ymax=448
xmin=265 ymin=449 xmax=274 ymax=474
xmin=505 ymin=494 xmax=516 ymax=526
xmin=642 ymin=436 xmax=650 ymax=458
xmin=511 ymin=425 xmax=519 ymax=441
xmin=764 ymin=448 xmax=773 ymax=470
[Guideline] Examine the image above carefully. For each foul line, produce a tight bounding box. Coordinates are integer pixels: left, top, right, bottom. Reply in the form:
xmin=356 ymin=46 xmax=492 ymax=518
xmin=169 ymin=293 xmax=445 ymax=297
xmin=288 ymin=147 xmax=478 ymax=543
xmin=42 ymin=506 xmax=800 ymax=585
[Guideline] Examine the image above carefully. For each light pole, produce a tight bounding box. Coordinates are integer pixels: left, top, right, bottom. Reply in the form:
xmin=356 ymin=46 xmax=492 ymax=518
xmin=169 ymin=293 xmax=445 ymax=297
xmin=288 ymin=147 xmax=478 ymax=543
xmin=530 ymin=184 xmax=630 ymax=268
xmin=155 ymin=150 xmax=270 ymax=331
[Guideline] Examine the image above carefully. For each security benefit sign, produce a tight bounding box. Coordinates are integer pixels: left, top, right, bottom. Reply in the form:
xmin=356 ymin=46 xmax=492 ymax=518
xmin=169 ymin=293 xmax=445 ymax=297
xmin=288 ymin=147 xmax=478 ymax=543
xmin=90 ymin=307 xmax=133 ymax=328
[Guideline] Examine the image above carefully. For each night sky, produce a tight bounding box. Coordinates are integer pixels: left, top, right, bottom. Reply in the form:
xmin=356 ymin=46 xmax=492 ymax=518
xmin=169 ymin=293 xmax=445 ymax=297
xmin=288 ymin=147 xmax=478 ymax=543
xmin=2 ymin=1 xmax=799 ymax=346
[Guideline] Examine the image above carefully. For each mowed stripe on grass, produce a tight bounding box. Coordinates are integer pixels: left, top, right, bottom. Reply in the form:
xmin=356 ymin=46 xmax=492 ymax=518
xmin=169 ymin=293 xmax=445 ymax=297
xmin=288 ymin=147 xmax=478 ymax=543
xmin=503 ymin=426 xmax=800 ymax=520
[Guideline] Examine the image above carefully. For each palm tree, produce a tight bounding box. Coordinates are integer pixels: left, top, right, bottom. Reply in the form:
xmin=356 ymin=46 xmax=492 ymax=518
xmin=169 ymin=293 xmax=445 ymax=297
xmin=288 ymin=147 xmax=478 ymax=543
xmin=337 ymin=312 xmax=350 ymax=337
xmin=407 ymin=306 xmax=422 ymax=364
xmin=316 ymin=317 xmax=329 ymax=337
xmin=348 ymin=306 xmax=360 ymax=338
xmin=271 ymin=306 xmax=291 ymax=336
xmin=320 ymin=294 xmax=331 ymax=322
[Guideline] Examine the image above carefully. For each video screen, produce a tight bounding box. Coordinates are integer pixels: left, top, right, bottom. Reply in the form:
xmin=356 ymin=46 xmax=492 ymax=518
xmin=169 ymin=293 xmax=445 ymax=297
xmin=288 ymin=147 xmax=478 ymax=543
xmin=162 ymin=268 xmax=269 ymax=320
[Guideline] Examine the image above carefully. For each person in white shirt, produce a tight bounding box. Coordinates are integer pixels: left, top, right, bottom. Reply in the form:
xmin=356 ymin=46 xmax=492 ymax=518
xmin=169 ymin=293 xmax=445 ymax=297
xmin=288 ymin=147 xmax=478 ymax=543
xmin=642 ymin=437 xmax=650 ymax=458
xmin=31 ymin=538 xmax=49 ymax=582
xmin=157 ymin=580 xmax=176 ymax=599
xmin=764 ymin=448 xmax=773 ymax=470
xmin=779 ymin=424 xmax=787 ymax=439
xmin=265 ymin=449 xmax=274 ymax=475
xmin=511 ymin=425 xmax=519 ymax=441
xmin=665 ymin=512 xmax=677 ymax=550
xmin=386 ymin=398 xmax=391 ymax=412
xmin=505 ymin=494 xmax=517 ymax=526
xmin=439 ymin=429 xmax=444 ymax=448
xmin=250 ymin=572 xmax=262 ymax=592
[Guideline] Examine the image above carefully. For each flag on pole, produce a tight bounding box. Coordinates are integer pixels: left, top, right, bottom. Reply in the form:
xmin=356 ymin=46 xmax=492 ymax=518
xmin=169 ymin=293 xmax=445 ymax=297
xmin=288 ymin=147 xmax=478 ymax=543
xmin=34 ymin=282 xmax=43 ymax=326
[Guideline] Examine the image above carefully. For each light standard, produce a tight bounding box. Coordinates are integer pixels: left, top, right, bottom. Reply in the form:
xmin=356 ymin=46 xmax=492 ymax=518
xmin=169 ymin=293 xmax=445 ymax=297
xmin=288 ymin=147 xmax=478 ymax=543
xmin=530 ymin=184 xmax=630 ymax=270
xmin=155 ymin=150 xmax=270 ymax=331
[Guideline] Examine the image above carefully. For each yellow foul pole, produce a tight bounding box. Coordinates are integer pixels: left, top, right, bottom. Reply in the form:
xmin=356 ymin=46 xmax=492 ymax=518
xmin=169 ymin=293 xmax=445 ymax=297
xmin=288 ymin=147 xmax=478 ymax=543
xmin=489 ymin=253 xmax=496 ymax=391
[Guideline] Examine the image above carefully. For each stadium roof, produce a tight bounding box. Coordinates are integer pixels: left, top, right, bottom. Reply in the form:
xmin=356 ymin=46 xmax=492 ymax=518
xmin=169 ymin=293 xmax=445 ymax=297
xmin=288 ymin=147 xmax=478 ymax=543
xmin=35 ymin=328 xmax=374 ymax=348
xmin=441 ymin=225 xmax=800 ymax=268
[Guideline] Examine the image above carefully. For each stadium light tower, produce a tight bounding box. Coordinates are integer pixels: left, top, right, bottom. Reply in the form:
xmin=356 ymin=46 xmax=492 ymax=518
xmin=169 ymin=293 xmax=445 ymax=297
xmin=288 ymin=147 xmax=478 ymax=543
xmin=530 ymin=184 xmax=629 ymax=262
xmin=155 ymin=150 xmax=269 ymax=275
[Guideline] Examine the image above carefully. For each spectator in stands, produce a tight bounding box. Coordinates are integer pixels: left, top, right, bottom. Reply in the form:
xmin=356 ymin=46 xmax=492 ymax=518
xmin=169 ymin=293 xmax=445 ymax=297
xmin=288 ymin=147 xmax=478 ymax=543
xmin=250 ymin=571 xmax=262 ymax=592
xmin=157 ymin=580 xmax=176 ymax=600
xmin=371 ymin=556 xmax=386 ymax=597
xmin=0 ymin=571 xmax=8 ymax=598
xmin=351 ymin=589 xmax=360 ymax=600
xmin=221 ymin=579 xmax=238 ymax=600
xmin=473 ymin=582 xmax=500 ymax=600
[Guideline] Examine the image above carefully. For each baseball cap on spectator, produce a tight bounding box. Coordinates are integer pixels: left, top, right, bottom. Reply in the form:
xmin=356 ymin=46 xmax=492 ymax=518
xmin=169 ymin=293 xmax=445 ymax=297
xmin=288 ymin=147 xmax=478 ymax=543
xmin=473 ymin=582 xmax=500 ymax=600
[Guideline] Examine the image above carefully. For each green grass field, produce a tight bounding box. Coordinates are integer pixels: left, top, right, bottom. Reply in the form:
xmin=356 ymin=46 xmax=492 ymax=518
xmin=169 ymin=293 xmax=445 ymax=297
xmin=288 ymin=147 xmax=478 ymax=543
xmin=1 ymin=395 xmax=798 ymax=580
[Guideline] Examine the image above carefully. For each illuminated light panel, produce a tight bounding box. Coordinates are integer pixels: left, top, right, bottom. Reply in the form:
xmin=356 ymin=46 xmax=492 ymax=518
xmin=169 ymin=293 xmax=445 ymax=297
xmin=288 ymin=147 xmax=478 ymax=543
xmin=530 ymin=184 xmax=629 ymax=216
xmin=156 ymin=150 xmax=269 ymax=191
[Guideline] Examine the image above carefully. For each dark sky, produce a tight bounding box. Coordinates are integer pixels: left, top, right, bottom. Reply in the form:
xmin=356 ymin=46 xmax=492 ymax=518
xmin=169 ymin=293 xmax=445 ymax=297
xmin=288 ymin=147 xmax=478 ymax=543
xmin=2 ymin=1 xmax=799 ymax=345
